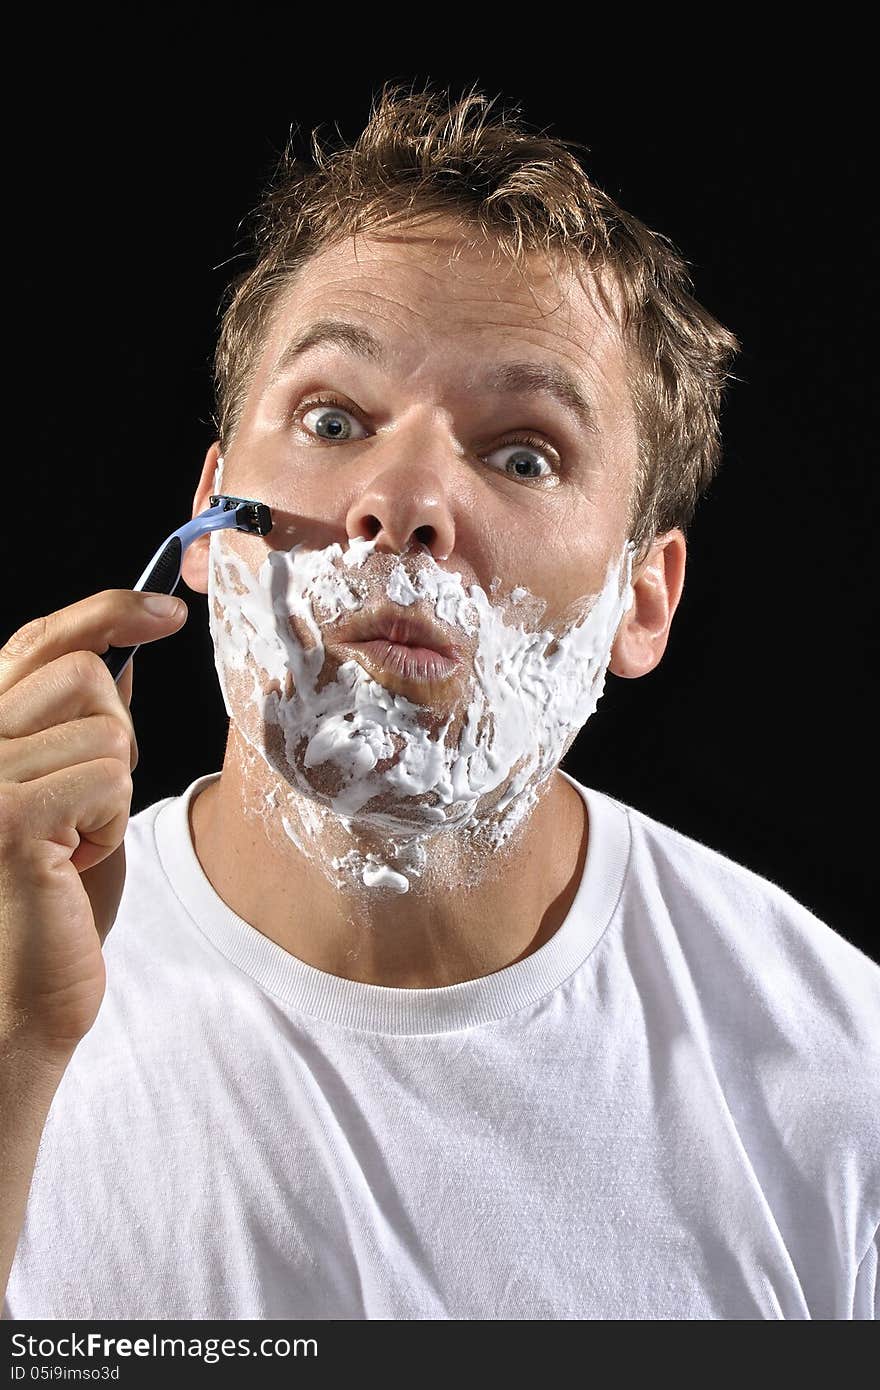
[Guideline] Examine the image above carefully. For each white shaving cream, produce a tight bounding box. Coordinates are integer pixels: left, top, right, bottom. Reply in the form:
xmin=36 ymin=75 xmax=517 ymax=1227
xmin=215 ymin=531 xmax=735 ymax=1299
xmin=208 ymin=456 xmax=635 ymax=895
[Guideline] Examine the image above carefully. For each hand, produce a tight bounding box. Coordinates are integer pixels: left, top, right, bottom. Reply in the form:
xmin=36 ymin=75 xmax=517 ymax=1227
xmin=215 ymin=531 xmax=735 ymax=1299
xmin=0 ymin=590 xmax=187 ymax=1062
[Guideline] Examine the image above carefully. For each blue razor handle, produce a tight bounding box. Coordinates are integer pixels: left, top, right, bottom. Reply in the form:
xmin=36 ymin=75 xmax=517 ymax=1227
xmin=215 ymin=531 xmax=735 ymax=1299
xmin=102 ymin=495 xmax=273 ymax=683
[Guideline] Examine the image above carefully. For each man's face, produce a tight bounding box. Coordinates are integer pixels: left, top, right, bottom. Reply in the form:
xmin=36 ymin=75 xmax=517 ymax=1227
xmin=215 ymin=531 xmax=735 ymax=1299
xmin=226 ymin=218 xmax=637 ymax=609
xmin=202 ymin=218 xmax=640 ymax=837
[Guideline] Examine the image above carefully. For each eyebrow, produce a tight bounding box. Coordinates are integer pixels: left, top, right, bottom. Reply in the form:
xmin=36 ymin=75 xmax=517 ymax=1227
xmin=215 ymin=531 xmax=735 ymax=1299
xmin=267 ymin=317 xmax=601 ymax=435
xmin=268 ymin=319 xmax=384 ymax=384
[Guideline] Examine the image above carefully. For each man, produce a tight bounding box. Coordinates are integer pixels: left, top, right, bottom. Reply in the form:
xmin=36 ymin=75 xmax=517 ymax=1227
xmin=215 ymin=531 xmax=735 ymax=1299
xmin=2 ymin=85 xmax=878 ymax=1320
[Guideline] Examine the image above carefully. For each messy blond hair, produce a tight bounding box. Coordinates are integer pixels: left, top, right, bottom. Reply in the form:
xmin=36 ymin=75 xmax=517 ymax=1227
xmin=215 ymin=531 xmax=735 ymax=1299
xmin=212 ymin=82 xmax=742 ymax=558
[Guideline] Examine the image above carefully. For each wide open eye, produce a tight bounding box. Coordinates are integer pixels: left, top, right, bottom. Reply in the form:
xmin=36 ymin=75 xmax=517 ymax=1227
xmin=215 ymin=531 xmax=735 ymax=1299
xmin=300 ymin=400 xmax=368 ymax=442
xmin=296 ymin=396 xmax=559 ymax=484
xmin=485 ymin=438 xmax=558 ymax=483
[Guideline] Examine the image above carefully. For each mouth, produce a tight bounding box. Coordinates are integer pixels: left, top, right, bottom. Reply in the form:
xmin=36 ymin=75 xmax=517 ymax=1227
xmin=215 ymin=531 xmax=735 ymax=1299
xmin=341 ymin=638 xmax=461 ymax=684
xmin=328 ymin=607 xmax=464 ymax=686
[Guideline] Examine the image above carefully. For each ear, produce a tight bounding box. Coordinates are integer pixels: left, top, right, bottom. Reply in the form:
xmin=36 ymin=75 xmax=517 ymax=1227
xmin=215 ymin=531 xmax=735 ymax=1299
xmin=180 ymin=441 xmax=224 ymax=596
xmin=608 ymin=528 xmax=687 ymax=678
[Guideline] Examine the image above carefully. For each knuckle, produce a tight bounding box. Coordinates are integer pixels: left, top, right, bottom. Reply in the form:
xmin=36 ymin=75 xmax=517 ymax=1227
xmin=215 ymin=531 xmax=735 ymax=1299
xmin=123 ymin=756 xmax=134 ymax=791
xmin=104 ymin=757 xmax=133 ymax=803
xmin=101 ymin=715 xmax=132 ymax=764
xmin=71 ymin=648 xmax=111 ymax=694
xmin=2 ymin=614 xmax=48 ymax=661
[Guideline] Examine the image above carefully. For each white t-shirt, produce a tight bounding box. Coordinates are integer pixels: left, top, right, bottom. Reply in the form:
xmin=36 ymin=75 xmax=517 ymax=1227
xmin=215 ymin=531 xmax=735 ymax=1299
xmin=5 ymin=771 xmax=878 ymax=1321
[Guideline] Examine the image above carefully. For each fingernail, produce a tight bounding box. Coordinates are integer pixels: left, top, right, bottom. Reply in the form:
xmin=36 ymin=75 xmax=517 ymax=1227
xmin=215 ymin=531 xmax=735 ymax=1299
xmin=143 ymin=594 xmax=186 ymax=619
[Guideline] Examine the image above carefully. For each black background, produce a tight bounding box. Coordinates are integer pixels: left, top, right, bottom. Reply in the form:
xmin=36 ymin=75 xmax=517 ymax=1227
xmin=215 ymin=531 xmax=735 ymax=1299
xmin=4 ymin=49 xmax=876 ymax=961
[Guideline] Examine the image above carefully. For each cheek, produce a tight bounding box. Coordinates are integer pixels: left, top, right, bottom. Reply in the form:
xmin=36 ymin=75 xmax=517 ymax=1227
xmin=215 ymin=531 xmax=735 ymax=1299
xmin=507 ymin=538 xmax=598 ymax=627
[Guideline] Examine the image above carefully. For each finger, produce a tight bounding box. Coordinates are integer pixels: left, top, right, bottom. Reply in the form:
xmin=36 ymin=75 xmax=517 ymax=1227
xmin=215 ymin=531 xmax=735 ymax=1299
xmin=0 ymin=714 xmax=137 ymax=783
xmin=0 ymin=649 xmax=136 ymax=751
xmin=11 ymin=757 xmax=133 ymax=874
xmin=0 ymin=590 xmax=187 ymax=699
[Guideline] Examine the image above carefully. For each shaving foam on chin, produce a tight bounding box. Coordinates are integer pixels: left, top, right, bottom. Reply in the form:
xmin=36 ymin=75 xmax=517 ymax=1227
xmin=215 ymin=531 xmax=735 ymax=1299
xmin=207 ymin=527 xmax=635 ymax=893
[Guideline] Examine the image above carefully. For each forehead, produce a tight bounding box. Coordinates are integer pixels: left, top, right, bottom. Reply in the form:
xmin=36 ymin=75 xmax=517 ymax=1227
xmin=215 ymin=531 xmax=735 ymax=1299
xmin=292 ymin=222 xmax=582 ymax=305
xmin=259 ymin=218 xmax=627 ymax=379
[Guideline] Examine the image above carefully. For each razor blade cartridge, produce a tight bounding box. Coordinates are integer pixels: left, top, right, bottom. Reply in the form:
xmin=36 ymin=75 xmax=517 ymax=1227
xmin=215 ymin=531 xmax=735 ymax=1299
xmin=209 ymin=495 xmax=273 ymax=537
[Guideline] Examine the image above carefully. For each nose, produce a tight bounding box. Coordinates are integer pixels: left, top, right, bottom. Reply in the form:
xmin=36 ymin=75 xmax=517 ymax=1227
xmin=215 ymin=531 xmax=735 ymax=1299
xmin=344 ymin=440 xmax=457 ymax=563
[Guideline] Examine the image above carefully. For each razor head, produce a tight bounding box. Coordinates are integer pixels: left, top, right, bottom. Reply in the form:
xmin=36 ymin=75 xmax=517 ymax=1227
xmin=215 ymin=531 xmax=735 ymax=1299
xmin=209 ymin=494 xmax=273 ymax=537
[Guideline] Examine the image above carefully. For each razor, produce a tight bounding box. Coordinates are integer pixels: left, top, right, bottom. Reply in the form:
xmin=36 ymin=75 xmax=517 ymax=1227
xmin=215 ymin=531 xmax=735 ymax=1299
xmin=101 ymin=494 xmax=273 ymax=682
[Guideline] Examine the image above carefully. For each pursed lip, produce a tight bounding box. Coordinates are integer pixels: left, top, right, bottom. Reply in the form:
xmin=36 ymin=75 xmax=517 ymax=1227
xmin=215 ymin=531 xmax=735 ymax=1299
xmin=328 ymin=605 xmax=463 ymax=661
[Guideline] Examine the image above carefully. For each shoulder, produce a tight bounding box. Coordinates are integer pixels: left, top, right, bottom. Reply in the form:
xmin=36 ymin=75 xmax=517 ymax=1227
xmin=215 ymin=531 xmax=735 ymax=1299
xmin=623 ymin=796 xmax=878 ymax=994
xmin=612 ymin=786 xmax=879 ymax=1112
xmin=573 ymin=775 xmax=880 ymax=1074
xmin=588 ymin=783 xmax=880 ymax=1249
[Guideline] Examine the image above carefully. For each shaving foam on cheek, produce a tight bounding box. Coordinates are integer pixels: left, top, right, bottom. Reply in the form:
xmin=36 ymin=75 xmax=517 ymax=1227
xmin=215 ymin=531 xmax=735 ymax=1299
xmin=207 ymin=525 xmax=635 ymax=895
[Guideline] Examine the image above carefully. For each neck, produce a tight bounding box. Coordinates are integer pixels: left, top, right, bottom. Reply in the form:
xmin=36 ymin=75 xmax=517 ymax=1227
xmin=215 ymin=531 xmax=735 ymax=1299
xmin=188 ymin=726 xmax=589 ymax=989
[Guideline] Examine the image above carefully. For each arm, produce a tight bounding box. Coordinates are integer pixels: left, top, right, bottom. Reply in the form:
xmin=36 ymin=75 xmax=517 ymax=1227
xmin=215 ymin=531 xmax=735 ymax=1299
xmin=1 ymin=1039 xmax=74 ymax=1301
